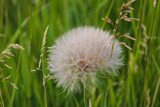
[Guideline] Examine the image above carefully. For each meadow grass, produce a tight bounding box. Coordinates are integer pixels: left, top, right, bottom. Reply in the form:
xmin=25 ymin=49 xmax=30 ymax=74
xmin=0 ymin=0 xmax=160 ymax=107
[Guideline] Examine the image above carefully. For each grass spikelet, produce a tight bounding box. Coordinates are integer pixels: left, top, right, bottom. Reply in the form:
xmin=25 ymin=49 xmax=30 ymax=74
xmin=9 ymin=82 xmax=18 ymax=90
xmin=9 ymin=44 xmax=24 ymax=50
xmin=0 ymin=44 xmax=23 ymax=92
xmin=31 ymin=25 xmax=49 ymax=107
xmin=102 ymin=0 xmax=139 ymax=51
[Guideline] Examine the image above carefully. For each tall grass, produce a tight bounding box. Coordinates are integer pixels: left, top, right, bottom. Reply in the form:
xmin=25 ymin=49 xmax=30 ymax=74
xmin=0 ymin=0 xmax=160 ymax=107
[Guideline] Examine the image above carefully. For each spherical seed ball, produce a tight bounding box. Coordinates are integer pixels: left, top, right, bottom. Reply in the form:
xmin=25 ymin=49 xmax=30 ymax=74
xmin=49 ymin=27 xmax=122 ymax=92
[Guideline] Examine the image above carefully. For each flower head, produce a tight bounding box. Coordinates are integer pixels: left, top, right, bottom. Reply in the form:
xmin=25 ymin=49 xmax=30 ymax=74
xmin=49 ymin=27 xmax=122 ymax=92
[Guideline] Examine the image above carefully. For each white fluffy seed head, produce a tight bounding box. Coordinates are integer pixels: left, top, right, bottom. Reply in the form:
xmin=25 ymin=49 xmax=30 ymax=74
xmin=49 ymin=27 xmax=123 ymax=92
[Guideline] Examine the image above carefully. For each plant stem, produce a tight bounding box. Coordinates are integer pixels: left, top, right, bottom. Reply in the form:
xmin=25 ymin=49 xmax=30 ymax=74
xmin=8 ymin=51 xmax=22 ymax=107
xmin=43 ymin=70 xmax=47 ymax=107
xmin=151 ymin=77 xmax=160 ymax=107
xmin=140 ymin=1 xmax=159 ymax=106
xmin=41 ymin=26 xmax=49 ymax=107
xmin=0 ymin=88 xmax=4 ymax=107
xmin=110 ymin=39 xmax=115 ymax=59
xmin=41 ymin=50 xmax=47 ymax=107
xmin=84 ymin=87 xmax=87 ymax=107
xmin=145 ymin=2 xmax=158 ymax=62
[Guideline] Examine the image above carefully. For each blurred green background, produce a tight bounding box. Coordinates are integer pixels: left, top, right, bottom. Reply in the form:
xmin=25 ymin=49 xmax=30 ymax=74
xmin=0 ymin=0 xmax=160 ymax=107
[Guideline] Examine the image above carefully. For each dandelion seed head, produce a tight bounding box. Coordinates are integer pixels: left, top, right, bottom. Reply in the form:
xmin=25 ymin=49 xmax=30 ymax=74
xmin=49 ymin=27 xmax=123 ymax=92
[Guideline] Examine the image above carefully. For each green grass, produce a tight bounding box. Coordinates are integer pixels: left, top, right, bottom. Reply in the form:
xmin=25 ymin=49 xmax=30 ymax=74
xmin=0 ymin=0 xmax=160 ymax=107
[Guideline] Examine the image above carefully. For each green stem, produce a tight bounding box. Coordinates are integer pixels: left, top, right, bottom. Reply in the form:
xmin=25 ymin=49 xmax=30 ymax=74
xmin=110 ymin=39 xmax=115 ymax=59
xmin=140 ymin=1 xmax=159 ymax=106
xmin=145 ymin=1 xmax=158 ymax=62
xmin=43 ymin=71 xmax=47 ymax=107
xmin=0 ymin=88 xmax=4 ymax=107
xmin=151 ymin=77 xmax=160 ymax=107
xmin=84 ymin=87 xmax=87 ymax=107
xmin=8 ymin=51 xmax=22 ymax=107
xmin=41 ymin=56 xmax=47 ymax=107
xmin=41 ymin=26 xmax=49 ymax=107
xmin=0 ymin=71 xmax=10 ymax=101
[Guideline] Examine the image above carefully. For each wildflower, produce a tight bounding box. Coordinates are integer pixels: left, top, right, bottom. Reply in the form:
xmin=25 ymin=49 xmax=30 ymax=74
xmin=49 ymin=27 xmax=123 ymax=92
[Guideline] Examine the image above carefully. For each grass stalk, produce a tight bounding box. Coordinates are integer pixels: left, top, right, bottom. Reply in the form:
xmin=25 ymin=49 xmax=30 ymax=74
xmin=8 ymin=51 xmax=22 ymax=107
xmin=83 ymin=87 xmax=87 ymax=107
xmin=1 ymin=73 xmax=10 ymax=101
xmin=41 ymin=26 xmax=49 ymax=107
xmin=151 ymin=55 xmax=160 ymax=107
xmin=140 ymin=1 xmax=159 ymax=106
xmin=41 ymin=52 xmax=48 ymax=107
xmin=43 ymin=70 xmax=48 ymax=107
xmin=145 ymin=1 xmax=159 ymax=62
xmin=0 ymin=88 xmax=4 ymax=107
xmin=42 ymin=60 xmax=47 ymax=107
xmin=151 ymin=77 xmax=160 ymax=107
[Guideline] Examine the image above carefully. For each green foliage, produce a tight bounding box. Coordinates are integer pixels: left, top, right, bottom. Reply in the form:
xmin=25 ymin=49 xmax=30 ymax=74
xmin=0 ymin=0 xmax=160 ymax=106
